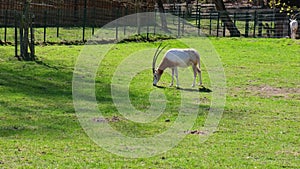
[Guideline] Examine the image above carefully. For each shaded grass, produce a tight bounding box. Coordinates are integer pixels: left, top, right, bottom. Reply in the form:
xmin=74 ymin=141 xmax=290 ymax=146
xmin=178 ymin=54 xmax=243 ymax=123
xmin=0 ymin=38 xmax=299 ymax=168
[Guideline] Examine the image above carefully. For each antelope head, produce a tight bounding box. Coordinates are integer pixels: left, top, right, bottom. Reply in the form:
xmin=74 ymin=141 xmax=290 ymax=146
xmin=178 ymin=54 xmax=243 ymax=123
xmin=152 ymin=43 xmax=167 ymax=86
xmin=290 ymin=13 xmax=299 ymax=25
xmin=291 ymin=12 xmax=300 ymax=20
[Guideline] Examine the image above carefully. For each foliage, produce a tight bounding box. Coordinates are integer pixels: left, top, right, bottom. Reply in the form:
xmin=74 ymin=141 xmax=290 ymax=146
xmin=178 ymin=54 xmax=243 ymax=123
xmin=267 ymin=0 xmax=300 ymax=14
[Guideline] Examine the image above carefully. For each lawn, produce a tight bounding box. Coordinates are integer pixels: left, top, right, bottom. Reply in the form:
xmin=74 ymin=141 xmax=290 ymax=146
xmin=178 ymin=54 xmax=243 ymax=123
xmin=0 ymin=38 xmax=299 ymax=168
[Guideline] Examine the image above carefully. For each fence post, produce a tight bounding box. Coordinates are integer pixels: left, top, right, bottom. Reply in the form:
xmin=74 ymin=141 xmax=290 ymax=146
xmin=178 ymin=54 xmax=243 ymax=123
xmin=116 ymin=7 xmax=119 ymax=40
xmin=146 ymin=9 xmax=149 ymax=41
xmin=124 ymin=7 xmax=128 ymax=36
xmin=137 ymin=12 xmax=140 ymax=35
xmin=223 ymin=21 xmax=226 ymax=37
xmin=15 ymin=11 xmax=18 ymax=58
xmin=154 ymin=8 xmax=157 ymax=35
xmin=253 ymin=11 xmax=257 ymax=37
xmin=197 ymin=7 xmax=201 ymax=36
xmin=245 ymin=12 xmax=250 ymax=37
xmin=217 ymin=12 xmax=220 ymax=37
xmin=272 ymin=9 xmax=276 ymax=38
xmin=92 ymin=7 xmax=95 ymax=36
xmin=223 ymin=12 xmax=227 ymax=37
xmin=209 ymin=12 xmax=212 ymax=35
xmin=177 ymin=7 xmax=181 ymax=37
xmin=182 ymin=11 xmax=185 ymax=36
xmin=82 ymin=0 xmax=87 ymax=42
xmin=57 ymin=9 xmax=60 ymax=38
xmin=43 ymin=10 xmax=47 ymax=43
xmin=195 ymin=2 xmax=199 ymax=25
xmin=4 ymin=10 xmax=8 ymax=43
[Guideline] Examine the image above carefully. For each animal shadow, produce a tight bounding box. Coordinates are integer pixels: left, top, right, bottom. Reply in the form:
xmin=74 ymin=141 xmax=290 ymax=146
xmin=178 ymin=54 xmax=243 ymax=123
xmin=154 ymin=85 xmax=166 ymax=89
xmin=154 ymin=85 xmax=212 ymax=93
xmin=176 ymin=86 xmax=212 ymax=93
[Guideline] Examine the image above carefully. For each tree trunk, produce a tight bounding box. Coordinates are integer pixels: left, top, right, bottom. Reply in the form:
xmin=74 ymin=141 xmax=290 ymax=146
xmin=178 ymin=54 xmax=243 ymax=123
xmin=19 ymin=0 xmax=35 ymax=61
xmin=156 ymin=0 xmax=169 ymax=32
xmin=213 ymin=0 xmax=240 ymax=37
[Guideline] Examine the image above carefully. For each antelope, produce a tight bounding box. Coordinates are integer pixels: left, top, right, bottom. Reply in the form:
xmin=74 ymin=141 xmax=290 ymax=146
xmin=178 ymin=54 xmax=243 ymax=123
xmin=290 ymin=13 xmax=299 ymax=39
xmin=152 ymin=43 xmax=202 ymax=87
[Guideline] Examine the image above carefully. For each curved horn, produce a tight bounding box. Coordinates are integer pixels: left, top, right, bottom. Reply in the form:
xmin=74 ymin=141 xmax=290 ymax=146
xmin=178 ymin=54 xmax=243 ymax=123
xmin=152 ymin=43 xmax=168 ymax=73
xmin=156 ymin=44 xmax=168 ymax=59
xmin=292 ymin=12 xmax=300 ymax=20
xmin=152 ymin=43 xmax=163 ymax=73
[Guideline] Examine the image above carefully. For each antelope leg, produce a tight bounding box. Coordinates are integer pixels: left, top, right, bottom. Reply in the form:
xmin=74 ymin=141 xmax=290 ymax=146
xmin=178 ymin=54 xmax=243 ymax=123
xmin=170 ymin=68 xmax=174 ymax=87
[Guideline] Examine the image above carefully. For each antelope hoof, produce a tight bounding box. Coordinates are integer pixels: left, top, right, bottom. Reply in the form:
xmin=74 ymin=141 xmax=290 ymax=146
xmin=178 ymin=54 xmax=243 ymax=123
xmin=169 ymin=83 xmax=173 ymax=87
xmin=192 ymin=84 xmax=195 ymax=87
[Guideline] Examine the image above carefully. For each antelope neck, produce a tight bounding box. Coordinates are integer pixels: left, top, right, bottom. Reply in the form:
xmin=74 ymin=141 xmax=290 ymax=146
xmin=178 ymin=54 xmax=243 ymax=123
xmin=157 ymin=69 xmax=164 ymax=75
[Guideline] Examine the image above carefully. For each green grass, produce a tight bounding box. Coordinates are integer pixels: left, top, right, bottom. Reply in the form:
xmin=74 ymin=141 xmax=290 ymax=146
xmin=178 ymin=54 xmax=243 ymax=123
xmin=0 ymin=38 xmax=299 ymax=168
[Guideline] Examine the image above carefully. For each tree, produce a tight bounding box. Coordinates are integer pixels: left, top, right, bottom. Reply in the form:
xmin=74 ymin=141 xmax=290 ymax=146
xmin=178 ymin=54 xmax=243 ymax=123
xmin=213 ymin=0 xmax=241 ymax=37
xmin=18 ymin=0 xmax=35 ymax=61
xmin=156 ymin=0 xmax=169 ymax=32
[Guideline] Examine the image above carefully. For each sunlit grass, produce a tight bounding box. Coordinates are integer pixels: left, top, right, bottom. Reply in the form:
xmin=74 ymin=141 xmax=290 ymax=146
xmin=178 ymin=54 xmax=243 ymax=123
xmin=0 ymin=38 xmax=299 ymax=168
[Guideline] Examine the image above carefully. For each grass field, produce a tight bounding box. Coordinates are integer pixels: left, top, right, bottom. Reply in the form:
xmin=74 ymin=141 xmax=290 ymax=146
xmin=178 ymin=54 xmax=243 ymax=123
xmin=0 ymin=38 xmax=299 ymax=168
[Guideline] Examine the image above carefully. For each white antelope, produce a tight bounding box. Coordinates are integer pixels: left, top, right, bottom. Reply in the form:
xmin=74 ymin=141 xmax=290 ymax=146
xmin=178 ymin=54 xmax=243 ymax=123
xmin=152 ymin=43 xmax=202 ymax=87
xmin=290 ymin=13 xmax=299 ymax=39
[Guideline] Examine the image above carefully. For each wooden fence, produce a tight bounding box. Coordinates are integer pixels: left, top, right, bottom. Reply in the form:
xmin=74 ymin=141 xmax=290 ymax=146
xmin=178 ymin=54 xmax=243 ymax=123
xmin=0 ymin=2 xmax=297 ymax=44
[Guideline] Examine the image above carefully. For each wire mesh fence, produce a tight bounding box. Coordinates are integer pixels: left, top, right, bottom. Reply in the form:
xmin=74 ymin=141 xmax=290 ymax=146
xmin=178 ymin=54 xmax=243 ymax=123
xmin=0 ymin=1 xmax=298 ymax=46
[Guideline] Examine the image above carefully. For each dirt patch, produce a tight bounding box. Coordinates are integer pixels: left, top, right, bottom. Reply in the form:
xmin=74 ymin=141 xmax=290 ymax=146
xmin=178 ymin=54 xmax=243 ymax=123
xmin=235 ymin=85 xmax=300 ymax=99
xmin=276 ymin=150 xmax=300 ymax=157
xmin=93 ymin=116 xmax=121 ymax=123
xmin=248 ymin=85 xmax=300 ymax=99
